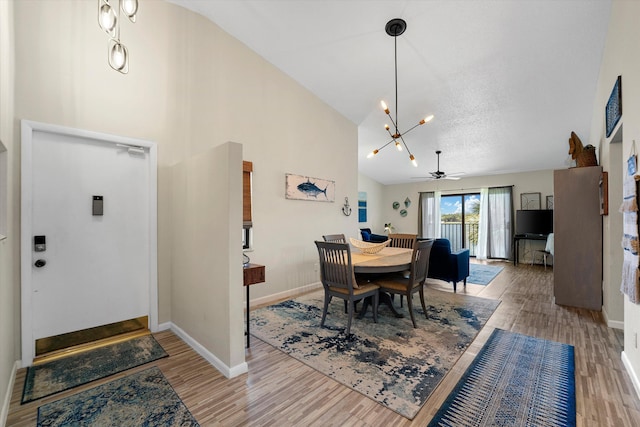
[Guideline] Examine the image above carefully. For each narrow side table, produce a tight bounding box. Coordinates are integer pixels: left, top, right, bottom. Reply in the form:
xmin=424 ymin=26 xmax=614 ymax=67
xmin=243 ymin=263 xmax=265 ymax=348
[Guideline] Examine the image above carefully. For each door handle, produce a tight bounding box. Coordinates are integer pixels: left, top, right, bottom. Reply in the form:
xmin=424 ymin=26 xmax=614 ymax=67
xmin=34 ymin=259 xmax=46 ymax=268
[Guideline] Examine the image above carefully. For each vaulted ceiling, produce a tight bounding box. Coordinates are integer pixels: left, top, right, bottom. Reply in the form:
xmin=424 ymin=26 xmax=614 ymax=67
xmin=167 ymin=0 xmax=611 ymax=184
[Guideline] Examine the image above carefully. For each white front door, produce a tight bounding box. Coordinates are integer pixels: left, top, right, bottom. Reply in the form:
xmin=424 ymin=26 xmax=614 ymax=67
xmin=21 ymin=121 xmax=157 ymax=365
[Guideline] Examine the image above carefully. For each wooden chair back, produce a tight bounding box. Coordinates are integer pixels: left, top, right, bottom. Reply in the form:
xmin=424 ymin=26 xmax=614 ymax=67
xmin=315 ymin=241 xmax=356 ymax=292
xmin=409 ymin=239 xmax=435 ymax=286
xmin=389 ymin=233 xmax=417 ymax=249
xmin=322 ymin=234 xmax=346 ymax=243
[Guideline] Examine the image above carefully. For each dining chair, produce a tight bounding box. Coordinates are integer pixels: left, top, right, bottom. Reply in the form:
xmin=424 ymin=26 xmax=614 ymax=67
xmin=375 ymin=239 xmax=434 ymax=328
xmin=315 ymin=241 xmax=380 ymax=336
xmin=388 ymin=233 xmax=417 ymax=249
xmin=322 ymin=234 xmax=346 ymax=243
xmin=388 ymin=233 xmax=417 ymax=307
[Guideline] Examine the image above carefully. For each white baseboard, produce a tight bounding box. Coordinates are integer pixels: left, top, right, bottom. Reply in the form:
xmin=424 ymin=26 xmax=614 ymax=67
xmin=157 ymin=321 xmax=172 ymax=332
xmin=0 ymin=361 xmax=19 ymax=427
xmin=602 ymin=306 xmax=624 ymax=330
xmin=622 ymin=351 xmax=640 ymax=401
xmin=169 ymin=322 xmax=248 ymax=379
xmin=250 ymin=282 xmax=322 ymax=308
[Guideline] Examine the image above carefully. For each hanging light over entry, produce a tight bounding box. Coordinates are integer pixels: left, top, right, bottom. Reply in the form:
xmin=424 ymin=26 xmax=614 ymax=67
xmin=367 ymin=18 xmax=434 ymax=167
xmin=98 ymin=0 xmax=138 ymax=74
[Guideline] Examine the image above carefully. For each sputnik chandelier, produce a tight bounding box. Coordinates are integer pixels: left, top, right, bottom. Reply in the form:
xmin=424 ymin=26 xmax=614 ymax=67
xmin=367 ymin=18 xmax=434 ymax=167
xmin=98 ymin=0 xmax=138 ymax=73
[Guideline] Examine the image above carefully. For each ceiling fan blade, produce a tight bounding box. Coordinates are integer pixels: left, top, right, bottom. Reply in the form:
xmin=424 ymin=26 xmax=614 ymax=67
xmin=443 ymin=176 xmax=461 ymax=180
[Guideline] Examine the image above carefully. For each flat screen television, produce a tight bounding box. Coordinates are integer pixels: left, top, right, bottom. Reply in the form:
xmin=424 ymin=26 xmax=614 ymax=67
xmin=515 ymin=209 xmax=553 ymax=236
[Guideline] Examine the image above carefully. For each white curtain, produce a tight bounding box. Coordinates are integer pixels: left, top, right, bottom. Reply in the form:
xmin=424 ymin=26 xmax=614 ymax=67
xmin=419 ymin=191 xmax=441 ymax=238
xmin=476 ymin=186 xmax=513 ymax=259
xmin=477 ymin=188 xmax=490 ymax=260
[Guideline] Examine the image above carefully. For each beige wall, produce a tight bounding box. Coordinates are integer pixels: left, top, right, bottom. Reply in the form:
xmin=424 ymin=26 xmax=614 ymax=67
xmin=6 ymin=0 xmax=359 ymax=382
xmin=171 ymin=143 xmax=244 ymax=371
xmin=376 ymin=170 xmax=554 ymax=236
xmin=592 ymin=0 xmax=640 ymax=395
xmin=357 ymin=173 xmax=385 ymax=235
xmin=0 ymin=0 xmax=17 ymax=420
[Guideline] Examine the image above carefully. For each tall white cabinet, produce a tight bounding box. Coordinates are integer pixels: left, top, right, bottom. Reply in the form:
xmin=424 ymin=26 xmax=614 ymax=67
xmin=553 ymin=166 xmax=603 ymax=310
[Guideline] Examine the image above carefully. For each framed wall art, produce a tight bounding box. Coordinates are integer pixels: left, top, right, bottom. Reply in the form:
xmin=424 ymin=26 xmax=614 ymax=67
xmin=606 ymin=75 xmax=622 ymax=138
xmin=546 ymin=195 xmax=554 ymax=210
xmin=358 ymin=191 xmax=367 ymax=222
xmin=285 ymin=173 xmax=335 ymax=202
xmin=520 ymin=192 xmax=541 ymax=210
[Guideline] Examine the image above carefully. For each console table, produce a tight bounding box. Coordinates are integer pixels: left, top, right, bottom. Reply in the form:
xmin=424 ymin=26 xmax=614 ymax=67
xmin=513 ymin=234 xmax=548 ymax=265
xmin=243 ymin=263 xmax=265 ymax=348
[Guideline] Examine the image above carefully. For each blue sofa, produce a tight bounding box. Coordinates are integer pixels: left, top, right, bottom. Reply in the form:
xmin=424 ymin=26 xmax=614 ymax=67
xmin=426 ymin=238 xmax=469 ymax=292
xmin=360 ymin=228 xmax=388 ymax=243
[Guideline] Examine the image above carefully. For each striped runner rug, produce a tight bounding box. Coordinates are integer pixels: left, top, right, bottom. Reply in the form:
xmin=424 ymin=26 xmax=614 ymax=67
xmin=428 ymin=328 xmax=576 ymax=426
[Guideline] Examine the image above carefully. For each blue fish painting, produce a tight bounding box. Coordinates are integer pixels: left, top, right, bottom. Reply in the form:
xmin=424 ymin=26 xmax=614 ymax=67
xmin=297 ymin=179 xmax=327 ymax=199
xmin=285 ymin=173 xmax=335 ymax=202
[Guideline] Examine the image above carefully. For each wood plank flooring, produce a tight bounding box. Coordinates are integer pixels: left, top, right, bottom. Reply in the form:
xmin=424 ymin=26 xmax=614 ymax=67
xmin=7 ymin=261 xmax=640 ymax=426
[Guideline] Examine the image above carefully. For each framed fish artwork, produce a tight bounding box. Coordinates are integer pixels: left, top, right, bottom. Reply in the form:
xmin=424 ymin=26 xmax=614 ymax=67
xmin=285 ymin=173 xmax=335 ymax=202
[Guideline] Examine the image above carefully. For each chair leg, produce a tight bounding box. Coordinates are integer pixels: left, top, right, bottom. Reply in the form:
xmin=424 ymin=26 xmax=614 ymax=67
xmin=345 ymin=300 xmax=354 ymax=336
xmin=419 ymin=287 xmax=428 ymax=318
xmin=321 ymin=294 xmax=331 ymax=327
xmin=453 ymin=281 xmax=457 ymax=292
xmin=407 ymin=293 xmax=417 ymax=328
xmin=372 ymin=293 xmax=379 ymax=323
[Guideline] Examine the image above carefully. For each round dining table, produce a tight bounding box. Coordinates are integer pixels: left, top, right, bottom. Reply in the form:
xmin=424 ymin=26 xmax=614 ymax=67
xmin=351 ymin=246 xmax=413 ymax=318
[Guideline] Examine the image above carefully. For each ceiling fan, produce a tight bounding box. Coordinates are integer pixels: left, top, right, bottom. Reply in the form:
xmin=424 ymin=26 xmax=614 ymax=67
xmin=412 ymin=150 xmax=464 ymax=181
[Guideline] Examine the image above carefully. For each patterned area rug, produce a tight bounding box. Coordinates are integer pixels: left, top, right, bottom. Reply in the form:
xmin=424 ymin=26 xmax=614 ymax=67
xmin=467 ymin=264 xmax=504 ymax=285
xmin=23 ymin=334 xmax=168 ymax=403
xmin=250 ymin=288 xmax=500 ymax=419
xmin=37 ymin=366 xmax=199 ymax=426
xmin=428 ymin=328 xmax=576 ymax=426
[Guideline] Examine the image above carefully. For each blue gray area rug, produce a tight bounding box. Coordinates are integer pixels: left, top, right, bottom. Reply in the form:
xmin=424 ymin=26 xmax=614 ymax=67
xmin=23 ymin=334 xmax=168 ymax=403
xmin=250 ymin=288 xmax=500 ymax=419
xmin=37 ymin=366 xmax=199 ymax=426
xmin=467 ymin=263 xmax=504 ymax=285
xmin=428 ymin=328 xmax=576 ymax=426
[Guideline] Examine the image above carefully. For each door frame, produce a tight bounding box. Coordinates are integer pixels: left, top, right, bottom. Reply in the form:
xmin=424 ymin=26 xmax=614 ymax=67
xmin=20 ymin=120 xmax=158 ymax=366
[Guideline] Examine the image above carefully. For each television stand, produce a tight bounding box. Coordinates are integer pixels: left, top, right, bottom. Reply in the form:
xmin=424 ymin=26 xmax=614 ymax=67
xmin=513 ymin=234 xmax=548 ymax=265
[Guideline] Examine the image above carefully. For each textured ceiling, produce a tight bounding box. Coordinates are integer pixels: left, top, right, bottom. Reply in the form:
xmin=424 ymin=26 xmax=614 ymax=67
xmin=167 ymin=0 xmax=611 ymax=184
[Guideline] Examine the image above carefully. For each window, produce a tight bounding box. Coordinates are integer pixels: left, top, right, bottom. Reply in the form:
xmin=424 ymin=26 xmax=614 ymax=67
xmin=440 ymin=193 xmax=480 ymax=255
xmin=243 ymin=161 xmax=252 ymax=250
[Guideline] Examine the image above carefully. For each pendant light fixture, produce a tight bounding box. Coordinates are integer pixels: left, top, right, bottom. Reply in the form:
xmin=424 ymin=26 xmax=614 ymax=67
xmin=98 ymin=0 xmax=138 ymax=74
xmin=367 ymin=18 xmax=434 ymax=167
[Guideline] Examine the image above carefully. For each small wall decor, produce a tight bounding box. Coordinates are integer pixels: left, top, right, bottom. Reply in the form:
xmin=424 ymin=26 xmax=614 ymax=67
xmin=392 ymin=201 xmax=400 ymax=210
xmin=546 ymin=195 xmax=554 ymax=210
xmin=342 ymin=197 xmax=352 ymax=216
xmin=520 ymin=192 xmax=541 ymax=210
xmin=400 ymin=209 xmax=408 ymax=217
xmin=404 ymin=197 xmax=411 ymax=208
xmin=605 ymin=75 xmax=622 ymax=138
xmin=285 ymin=173 xmax=335 ymax=202
xmin=358 ymin=191 xmax=367 ymax=222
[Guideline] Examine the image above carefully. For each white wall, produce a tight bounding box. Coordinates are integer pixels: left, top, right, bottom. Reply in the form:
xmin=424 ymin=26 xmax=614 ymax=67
xmin=591 ymin=1 xmax=640 ymax=396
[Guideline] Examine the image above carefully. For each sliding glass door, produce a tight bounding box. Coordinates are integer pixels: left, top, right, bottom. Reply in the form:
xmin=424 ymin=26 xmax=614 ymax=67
xmin=440 ymin=193 xmax=480 ymax=255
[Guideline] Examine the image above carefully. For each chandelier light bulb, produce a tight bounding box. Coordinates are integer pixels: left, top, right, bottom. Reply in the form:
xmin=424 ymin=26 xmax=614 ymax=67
xmin=98 ymin=3 xmax=117 ymax=34
xmin=367 ymin=149 xmax=379 ymax=159
xmin=395 ymin=141 xmax=402 ymax=151
xmin=380 ymin=100 xmax=390 ymax=114
xmin=420 ymin=114 xmax=434 ymax=125
xmin=410 ymin=154 xmax=417 ymax=167
xmin=109 ymin=41 xmax=128 ymax=72
xmin=121 ymin=0 xmax=138 ymax=21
